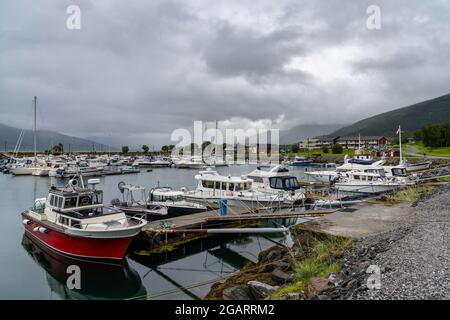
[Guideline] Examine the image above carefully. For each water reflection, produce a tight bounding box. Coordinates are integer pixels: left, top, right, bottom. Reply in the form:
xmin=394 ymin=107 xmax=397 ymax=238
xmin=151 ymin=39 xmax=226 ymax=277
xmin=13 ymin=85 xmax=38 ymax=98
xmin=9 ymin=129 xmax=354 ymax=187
xmin=21 ymin=234 xmax=146 ymax=300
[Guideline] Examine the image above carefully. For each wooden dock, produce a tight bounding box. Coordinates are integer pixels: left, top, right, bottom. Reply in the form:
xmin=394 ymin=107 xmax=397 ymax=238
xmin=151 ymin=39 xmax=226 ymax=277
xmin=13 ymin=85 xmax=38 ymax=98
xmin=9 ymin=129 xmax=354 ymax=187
xmin=143 ymin=207 xmax=337 ymax=233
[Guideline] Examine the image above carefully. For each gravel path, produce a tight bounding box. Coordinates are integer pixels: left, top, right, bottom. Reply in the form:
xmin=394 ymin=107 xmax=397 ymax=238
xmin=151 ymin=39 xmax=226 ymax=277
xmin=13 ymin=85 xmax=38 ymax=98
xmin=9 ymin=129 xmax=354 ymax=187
xmin=323 ymin=185 xmax=450 ymax=300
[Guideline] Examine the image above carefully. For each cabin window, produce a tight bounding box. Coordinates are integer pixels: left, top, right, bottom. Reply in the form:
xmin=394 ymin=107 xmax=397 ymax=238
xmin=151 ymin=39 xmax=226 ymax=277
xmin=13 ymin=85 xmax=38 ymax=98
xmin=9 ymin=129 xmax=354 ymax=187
xmin=221 ymin=183 xmax=227 ymax=190
xmin=285 ymin=177 xmax=300 ymax=190
xmin=235 ymin=183 xmax=243 ymax=191
xmin=64 ymin=197 xmax=78 ymax=208
xmin=94 ymin=193 xmax=103 ymax=205
xmin=269 ymin=177 xmax=284 ymax=189
xmin=57 ymin=197 xmax=63 ymax=208
xmin=228 ymin=183 xmax=235 ymax=191
xmin=202 ymin=180 xmax=214 ymax=189
xmin=368 ymin=176 xmax=373 ymax=181
xmin=353 ymin=175 xmax=360 ymax=180
xmin=58 ymin=216 xmax=69 ymax=226
xmin=70 ymin=219 xmax=79 ymax=227
xmin=79 ymin=195 xmax=92 ymax=206
xmin=215 ymin=181 xmax=221 ymax=190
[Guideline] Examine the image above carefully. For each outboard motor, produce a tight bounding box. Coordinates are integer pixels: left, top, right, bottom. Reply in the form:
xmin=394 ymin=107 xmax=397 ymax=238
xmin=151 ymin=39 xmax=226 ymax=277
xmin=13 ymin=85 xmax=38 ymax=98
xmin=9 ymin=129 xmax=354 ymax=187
xmin=118 ymin=181 xmax=126 ymax=194
xmin=111 ymin=198 xmax=121 ymax=206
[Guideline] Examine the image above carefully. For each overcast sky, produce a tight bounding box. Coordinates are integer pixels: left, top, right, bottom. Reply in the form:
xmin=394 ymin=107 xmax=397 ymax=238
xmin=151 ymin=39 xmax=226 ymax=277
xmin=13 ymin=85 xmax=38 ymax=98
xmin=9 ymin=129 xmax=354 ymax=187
xmin=1 ymin=0 xmax=449 ymax=148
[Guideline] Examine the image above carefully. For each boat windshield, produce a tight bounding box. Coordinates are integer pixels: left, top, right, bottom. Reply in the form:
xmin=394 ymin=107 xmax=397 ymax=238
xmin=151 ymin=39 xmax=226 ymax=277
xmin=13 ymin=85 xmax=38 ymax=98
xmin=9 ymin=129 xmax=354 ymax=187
xmin=269 ymin=177 xmax=300 ymax=190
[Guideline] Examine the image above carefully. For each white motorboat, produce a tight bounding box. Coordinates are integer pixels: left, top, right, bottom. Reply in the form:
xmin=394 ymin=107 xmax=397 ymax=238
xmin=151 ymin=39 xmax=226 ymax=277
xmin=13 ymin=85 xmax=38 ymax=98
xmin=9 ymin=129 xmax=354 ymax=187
xmin=246 ymin=165 xmax=305 ymax=204
xmin=148 ymin=187 xmax=208 ymax=215
xmin=174 ymin=156 xmax=207 ymax=169
xmin=32 ymin=166 xmax=50 ymax=177
xmin=305 ymin=155 xmax=386 ymax=183
xmin=404 ymin=160 xmax=432 ymax=172
xmin=334 ymin=171 xmax=412 ymax=194
xmin=183 ymin=169 xmax=284 ymax=209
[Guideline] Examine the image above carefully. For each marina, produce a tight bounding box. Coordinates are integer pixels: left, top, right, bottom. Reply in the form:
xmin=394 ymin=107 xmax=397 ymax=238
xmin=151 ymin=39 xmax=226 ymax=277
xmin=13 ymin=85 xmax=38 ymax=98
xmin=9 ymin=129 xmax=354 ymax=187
xmin=2 ymin=149 xmax=449 ymax=300
xmin=2 ymin=0 xmax=450 ymax=304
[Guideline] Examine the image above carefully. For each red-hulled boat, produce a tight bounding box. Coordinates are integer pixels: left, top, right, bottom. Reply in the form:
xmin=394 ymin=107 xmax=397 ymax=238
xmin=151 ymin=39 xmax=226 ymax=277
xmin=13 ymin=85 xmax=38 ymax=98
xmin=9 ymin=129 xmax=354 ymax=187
xmin=21 ymin=176 xmax=147 ymax=261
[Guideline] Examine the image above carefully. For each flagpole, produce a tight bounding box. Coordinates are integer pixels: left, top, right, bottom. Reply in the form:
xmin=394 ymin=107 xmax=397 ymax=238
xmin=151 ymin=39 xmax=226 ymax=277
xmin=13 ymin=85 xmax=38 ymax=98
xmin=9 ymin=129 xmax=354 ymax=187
xmin=398 ymin=125 xmax=403 ymax=165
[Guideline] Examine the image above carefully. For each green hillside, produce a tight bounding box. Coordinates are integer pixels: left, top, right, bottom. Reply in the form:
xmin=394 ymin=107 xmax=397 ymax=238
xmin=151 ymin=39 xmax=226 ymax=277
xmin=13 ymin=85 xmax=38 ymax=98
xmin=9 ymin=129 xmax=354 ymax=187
xmin=330 ymin=93 xmax=450 ymax=138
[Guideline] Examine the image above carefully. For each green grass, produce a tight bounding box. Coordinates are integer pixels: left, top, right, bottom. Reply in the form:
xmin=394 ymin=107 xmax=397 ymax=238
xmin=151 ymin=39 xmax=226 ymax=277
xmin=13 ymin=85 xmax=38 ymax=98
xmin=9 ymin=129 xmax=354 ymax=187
xmin=388 ymin=185 xmax=435 ymax=203
xmin=407 ymin=142 xmax=450 ymax=158
xmin=271 ymin=236 xmax=351 ymax=299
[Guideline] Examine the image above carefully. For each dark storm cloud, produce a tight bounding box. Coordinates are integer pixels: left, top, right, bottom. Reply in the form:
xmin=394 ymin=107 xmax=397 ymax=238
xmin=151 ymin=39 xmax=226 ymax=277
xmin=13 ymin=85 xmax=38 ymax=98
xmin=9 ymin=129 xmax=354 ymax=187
xmin=1 ymin=0 xmax=449 ymax=147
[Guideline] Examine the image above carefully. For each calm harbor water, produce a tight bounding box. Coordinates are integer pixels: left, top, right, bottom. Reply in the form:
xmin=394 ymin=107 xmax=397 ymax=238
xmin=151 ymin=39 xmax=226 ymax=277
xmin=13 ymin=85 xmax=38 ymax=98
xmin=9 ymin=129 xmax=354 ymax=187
xmin=0 ymin=164 xmax=310 ymax=300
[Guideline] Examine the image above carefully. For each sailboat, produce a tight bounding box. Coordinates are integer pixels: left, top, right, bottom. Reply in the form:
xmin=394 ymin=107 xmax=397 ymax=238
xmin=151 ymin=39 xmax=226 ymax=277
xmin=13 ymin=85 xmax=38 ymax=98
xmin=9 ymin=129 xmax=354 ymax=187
xmin=11 ymin=96 xmax=40 ymax=176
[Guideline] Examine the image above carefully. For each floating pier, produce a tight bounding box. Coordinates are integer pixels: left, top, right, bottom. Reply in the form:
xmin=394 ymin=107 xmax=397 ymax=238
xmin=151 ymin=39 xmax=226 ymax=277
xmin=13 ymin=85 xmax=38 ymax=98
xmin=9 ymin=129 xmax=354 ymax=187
xmin=143 ymin=207 xmax=336 ymax=233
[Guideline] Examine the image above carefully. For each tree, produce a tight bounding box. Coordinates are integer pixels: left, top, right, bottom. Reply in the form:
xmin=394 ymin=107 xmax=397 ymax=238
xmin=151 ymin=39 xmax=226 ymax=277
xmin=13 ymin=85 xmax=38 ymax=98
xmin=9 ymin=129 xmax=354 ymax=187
xmin=121 ymin=146 xmax=129 ymax=154
xmin=291 ymin=144 xmax=300 ymax=153
xmin=142 ymin=144 xmax=149 ymax=154
xmin=322 ymin=147 xmax=329 ymax=154
xmin=331 ymin=144 xmax=343 ymax=154
xmin=51 ymin=143 xmax=64 ymax=155
xmin=413 ymin=130 xmax=423 ymax=141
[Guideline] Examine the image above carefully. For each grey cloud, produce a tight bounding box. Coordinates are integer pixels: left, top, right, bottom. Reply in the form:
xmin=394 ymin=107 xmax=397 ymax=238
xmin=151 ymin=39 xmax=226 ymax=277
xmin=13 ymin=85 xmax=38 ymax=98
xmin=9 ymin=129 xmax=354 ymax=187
xmin=1 ymin=0 xmax=450 ymax=147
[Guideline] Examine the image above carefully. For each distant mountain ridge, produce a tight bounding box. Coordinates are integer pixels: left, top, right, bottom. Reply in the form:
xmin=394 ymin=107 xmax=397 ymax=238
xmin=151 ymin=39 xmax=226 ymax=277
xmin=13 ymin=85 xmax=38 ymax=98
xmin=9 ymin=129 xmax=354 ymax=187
xmin=0 ymin=123 xmax=115 ymax=152
xmin=329 ymin=93 xmax=450 ymax=138
xmin=280 ymin=123 xmax=345 ymax=144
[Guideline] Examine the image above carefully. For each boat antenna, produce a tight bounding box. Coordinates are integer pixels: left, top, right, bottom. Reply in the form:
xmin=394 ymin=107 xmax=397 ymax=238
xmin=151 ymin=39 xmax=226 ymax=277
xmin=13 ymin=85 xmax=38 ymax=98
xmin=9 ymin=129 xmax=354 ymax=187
xmin=33 ymin=96 xmax=37 ymax=163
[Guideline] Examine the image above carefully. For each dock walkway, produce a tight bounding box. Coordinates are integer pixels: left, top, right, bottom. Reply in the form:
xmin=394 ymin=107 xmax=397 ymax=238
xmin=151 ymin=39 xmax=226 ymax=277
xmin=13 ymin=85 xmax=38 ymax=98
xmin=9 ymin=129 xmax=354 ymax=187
xmin=143 ymin=207 xmax=337 ymax=233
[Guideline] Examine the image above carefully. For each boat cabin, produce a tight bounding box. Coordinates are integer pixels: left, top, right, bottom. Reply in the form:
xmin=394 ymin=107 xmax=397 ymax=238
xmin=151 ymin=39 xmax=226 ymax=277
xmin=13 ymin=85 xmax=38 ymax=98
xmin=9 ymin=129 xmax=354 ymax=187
xmin=247 ymin=165 xmax=301 ymax=191
xmin=149 ymin=187 xmax=184 ymax=202
xmin=195 ymin=170 xmax=253 ymax=193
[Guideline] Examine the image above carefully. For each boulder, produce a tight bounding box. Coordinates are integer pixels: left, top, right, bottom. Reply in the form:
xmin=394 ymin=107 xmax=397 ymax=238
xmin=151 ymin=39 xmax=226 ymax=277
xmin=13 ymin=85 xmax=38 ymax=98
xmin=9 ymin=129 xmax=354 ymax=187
xmin=247 ymin=281 xmax=279 ymax=299
xmin=271 ymin=268 xmax=294 ymax=284
xmin=277 ymin=292 xmax=305 ymax=300
xmin=272 ymin=260 xmax=292 ymax=271
xmin=266 ymin=249 xmax=282 ymax=262
xmin=222 ymin=285 xmax=253 ymax=300
xmin=307 ymin=277 xmax=330 ymax=298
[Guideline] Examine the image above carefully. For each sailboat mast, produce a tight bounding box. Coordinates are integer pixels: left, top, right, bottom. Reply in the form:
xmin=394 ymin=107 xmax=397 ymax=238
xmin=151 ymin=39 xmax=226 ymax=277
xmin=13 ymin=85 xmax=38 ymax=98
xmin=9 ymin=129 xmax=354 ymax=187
xmin=33 ymin=96 xmax=37 ymax=162
xmin=398 ymin=125 xmax=403 ymax=164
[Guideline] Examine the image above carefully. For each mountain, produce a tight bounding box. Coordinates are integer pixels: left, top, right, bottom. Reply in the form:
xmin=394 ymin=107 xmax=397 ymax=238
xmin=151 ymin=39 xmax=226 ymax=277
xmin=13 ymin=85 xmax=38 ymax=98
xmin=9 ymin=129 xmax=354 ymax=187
xmin=329 ymin=93 xmax=450 ymax=138
xmin=280 ymin=124 xmax=345 ymax=144
xmin=0 ymin=123 xmax=115 ymax=152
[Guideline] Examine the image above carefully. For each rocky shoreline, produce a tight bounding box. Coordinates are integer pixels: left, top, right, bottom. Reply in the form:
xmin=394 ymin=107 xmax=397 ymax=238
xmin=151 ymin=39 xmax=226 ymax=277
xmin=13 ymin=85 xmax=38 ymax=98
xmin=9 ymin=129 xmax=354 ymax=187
xmin=205 ymin=184 xmax=450 ymax=300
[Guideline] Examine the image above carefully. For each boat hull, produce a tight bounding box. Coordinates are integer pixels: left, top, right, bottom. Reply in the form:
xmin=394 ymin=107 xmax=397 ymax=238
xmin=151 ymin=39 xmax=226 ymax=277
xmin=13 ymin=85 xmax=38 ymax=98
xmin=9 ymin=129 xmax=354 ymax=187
xmin=291 ymin=161 xmax=312 ymax=167
xmin=22 ymin=213 xmax=134 ymax=261
xmin=335 ymin=183 xmax=402 ymax=194
xmin=11 ymin=167 xmax=34 ymax=176
xmin=405 ymin=161 xmax=431 ymax=172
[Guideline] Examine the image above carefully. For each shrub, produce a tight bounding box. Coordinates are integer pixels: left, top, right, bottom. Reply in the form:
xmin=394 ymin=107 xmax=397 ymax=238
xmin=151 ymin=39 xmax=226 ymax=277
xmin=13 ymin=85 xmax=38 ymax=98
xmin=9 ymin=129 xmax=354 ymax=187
xmin=331 ymin=144 xmax=343 ymax=154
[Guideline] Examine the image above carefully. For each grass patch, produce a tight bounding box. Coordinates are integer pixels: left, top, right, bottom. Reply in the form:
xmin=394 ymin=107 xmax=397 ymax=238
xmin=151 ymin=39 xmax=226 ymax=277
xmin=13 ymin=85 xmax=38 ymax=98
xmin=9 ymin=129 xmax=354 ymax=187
xmin=295 ymin=259 xmax=340 ymax=283
xmin=407 ymin=142 xmax=450 ymax=158
xmin=272 ymin=235 xmax=350 ymax=299
xmin=271 ymin=282 xmax=305 ymax=299
xmin=388 ymin=185 xmax=435 ymax=203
